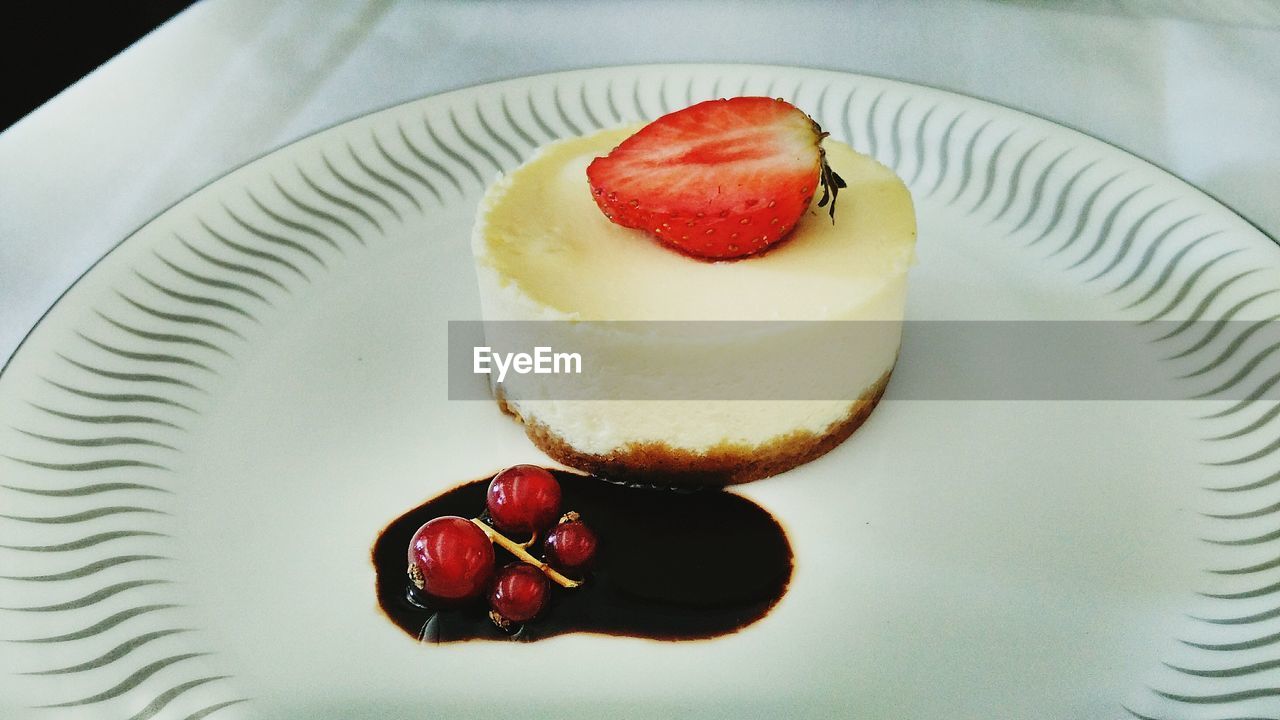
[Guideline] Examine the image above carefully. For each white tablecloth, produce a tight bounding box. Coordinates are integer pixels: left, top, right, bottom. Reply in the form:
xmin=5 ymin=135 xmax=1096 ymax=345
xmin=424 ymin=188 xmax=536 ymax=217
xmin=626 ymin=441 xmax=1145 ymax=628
xmin=2 ymin=0 xmax=1278 ymax=361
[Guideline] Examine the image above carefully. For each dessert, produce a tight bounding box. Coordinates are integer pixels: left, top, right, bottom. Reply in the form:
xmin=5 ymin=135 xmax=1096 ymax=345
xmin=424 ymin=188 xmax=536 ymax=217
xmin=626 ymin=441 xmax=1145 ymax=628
xmin=400 ymin=466 xmax=598 ymax=635
xmin=471 ymin=98 xmax=916 ymax=485
xmin=542 ymin=515 xmax=598 ymax=575
xmin=373 ymin=465 xmax=792 ymax=642
xmin=407 ymin=516 xmax=495 ymax=602
xmin=485 ymin=463 xmax=562 ymax=536
xmin=488 ymin=563 xmax=550 ymax=627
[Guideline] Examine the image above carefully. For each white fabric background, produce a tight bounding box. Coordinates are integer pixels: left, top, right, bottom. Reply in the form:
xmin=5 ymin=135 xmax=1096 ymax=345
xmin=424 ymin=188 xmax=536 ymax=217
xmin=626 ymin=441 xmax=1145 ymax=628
xmin=2 ymin=0 xmax=1278 ymax=362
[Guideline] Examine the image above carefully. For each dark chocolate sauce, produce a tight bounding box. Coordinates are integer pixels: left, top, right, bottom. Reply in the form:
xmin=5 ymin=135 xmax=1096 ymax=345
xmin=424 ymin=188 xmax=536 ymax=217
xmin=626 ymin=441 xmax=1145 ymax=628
xmin=372 ymin=470 xmax=792 ymax=643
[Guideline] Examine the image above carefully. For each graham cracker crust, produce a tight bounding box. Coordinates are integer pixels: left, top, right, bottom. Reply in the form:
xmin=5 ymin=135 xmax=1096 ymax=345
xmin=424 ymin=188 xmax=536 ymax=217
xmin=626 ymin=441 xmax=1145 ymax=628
xmin=495 ymin=369 xmax=892 ymax=487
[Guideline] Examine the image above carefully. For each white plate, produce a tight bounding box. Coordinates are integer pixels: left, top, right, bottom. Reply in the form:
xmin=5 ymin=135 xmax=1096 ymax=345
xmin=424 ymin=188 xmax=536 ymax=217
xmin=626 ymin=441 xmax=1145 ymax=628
xmin=2 ymin=65 xmax=1279 ymax=720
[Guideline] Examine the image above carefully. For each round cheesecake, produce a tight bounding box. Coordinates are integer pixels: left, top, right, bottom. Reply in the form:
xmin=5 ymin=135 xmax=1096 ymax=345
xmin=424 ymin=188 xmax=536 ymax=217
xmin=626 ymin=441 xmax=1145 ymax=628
xmin=471 ymin=126 xmax=916 ymax=485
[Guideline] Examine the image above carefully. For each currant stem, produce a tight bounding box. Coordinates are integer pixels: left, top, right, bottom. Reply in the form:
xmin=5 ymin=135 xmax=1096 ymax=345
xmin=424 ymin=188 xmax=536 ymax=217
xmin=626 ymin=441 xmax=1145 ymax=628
xmin=469 ymin=518 xmax=582 ymax=588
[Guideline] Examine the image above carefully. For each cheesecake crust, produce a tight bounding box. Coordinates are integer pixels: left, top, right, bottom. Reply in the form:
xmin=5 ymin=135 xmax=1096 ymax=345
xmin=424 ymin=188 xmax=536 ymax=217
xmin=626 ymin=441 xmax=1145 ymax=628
xmin=496 ymin=369 xmax=892 ymax=487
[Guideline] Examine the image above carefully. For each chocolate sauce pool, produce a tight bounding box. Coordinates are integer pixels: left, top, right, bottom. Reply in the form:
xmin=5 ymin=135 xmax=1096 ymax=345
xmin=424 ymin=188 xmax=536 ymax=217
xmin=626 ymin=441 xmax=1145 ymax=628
xmin=372 ymin=470 xmax=793 ymax=642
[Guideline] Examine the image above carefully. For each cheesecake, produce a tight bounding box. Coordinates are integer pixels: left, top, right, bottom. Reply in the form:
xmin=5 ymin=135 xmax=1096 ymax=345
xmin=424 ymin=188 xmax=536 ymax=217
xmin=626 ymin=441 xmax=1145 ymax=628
xmin=470 ymin=116 xmax=916 ymax=486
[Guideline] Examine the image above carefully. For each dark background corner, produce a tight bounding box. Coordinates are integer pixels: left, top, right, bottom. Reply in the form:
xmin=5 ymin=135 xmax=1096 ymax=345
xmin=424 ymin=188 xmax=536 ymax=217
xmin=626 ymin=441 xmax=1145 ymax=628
xmin=2 ymin=1 xmax=197 ymax=132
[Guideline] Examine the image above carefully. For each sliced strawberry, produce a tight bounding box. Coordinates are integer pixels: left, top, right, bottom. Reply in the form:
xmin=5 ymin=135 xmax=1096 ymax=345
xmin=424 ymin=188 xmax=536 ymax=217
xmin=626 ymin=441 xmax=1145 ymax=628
xmin=586 ymin=96 xmax=844 ymax=261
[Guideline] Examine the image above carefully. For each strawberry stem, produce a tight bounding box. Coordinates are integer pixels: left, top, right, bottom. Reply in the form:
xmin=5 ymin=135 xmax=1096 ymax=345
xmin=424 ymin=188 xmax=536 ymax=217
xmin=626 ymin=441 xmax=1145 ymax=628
xmin=470 ymin=517 xmax=582 ymax=589
xmin=815 ymin=144 xmax=847 ymax=223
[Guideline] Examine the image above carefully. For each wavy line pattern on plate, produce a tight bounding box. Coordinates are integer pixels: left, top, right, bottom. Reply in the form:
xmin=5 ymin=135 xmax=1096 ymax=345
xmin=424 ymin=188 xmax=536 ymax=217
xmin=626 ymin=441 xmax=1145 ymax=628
xmin=823 ymin=75 xmax=1280 ymax=718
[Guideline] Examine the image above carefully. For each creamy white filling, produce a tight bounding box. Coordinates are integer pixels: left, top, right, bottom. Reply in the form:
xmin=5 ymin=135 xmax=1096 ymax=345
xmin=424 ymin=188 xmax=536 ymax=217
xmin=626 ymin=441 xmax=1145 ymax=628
xmin=471 ymin=129 xmax=916 ymax=453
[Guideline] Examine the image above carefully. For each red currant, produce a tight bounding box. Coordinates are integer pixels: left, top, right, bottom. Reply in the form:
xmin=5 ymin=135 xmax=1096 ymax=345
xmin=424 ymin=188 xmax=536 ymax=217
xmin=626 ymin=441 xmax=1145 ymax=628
xmin=486 ymin=465 xmax=562 ymax=536
xmin=407 ymin=516 xmax=494 ymax=601
xmin=543 ymin=518 xmax=598 ymax=575
xmin=488 ymin=562 xmax=549 ymax=625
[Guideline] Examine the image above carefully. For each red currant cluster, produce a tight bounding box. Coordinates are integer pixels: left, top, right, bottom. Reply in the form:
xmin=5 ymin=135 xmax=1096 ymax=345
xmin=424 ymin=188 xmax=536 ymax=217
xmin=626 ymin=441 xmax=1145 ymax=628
xmin=406 ymin=465 xmax=598 ymax=630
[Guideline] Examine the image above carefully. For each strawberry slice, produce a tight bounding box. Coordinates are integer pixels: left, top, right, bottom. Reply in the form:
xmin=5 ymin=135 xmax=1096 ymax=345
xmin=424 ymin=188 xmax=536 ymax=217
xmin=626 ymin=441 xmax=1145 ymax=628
xmin=586 ymin=96 xmax=845 ymax=260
